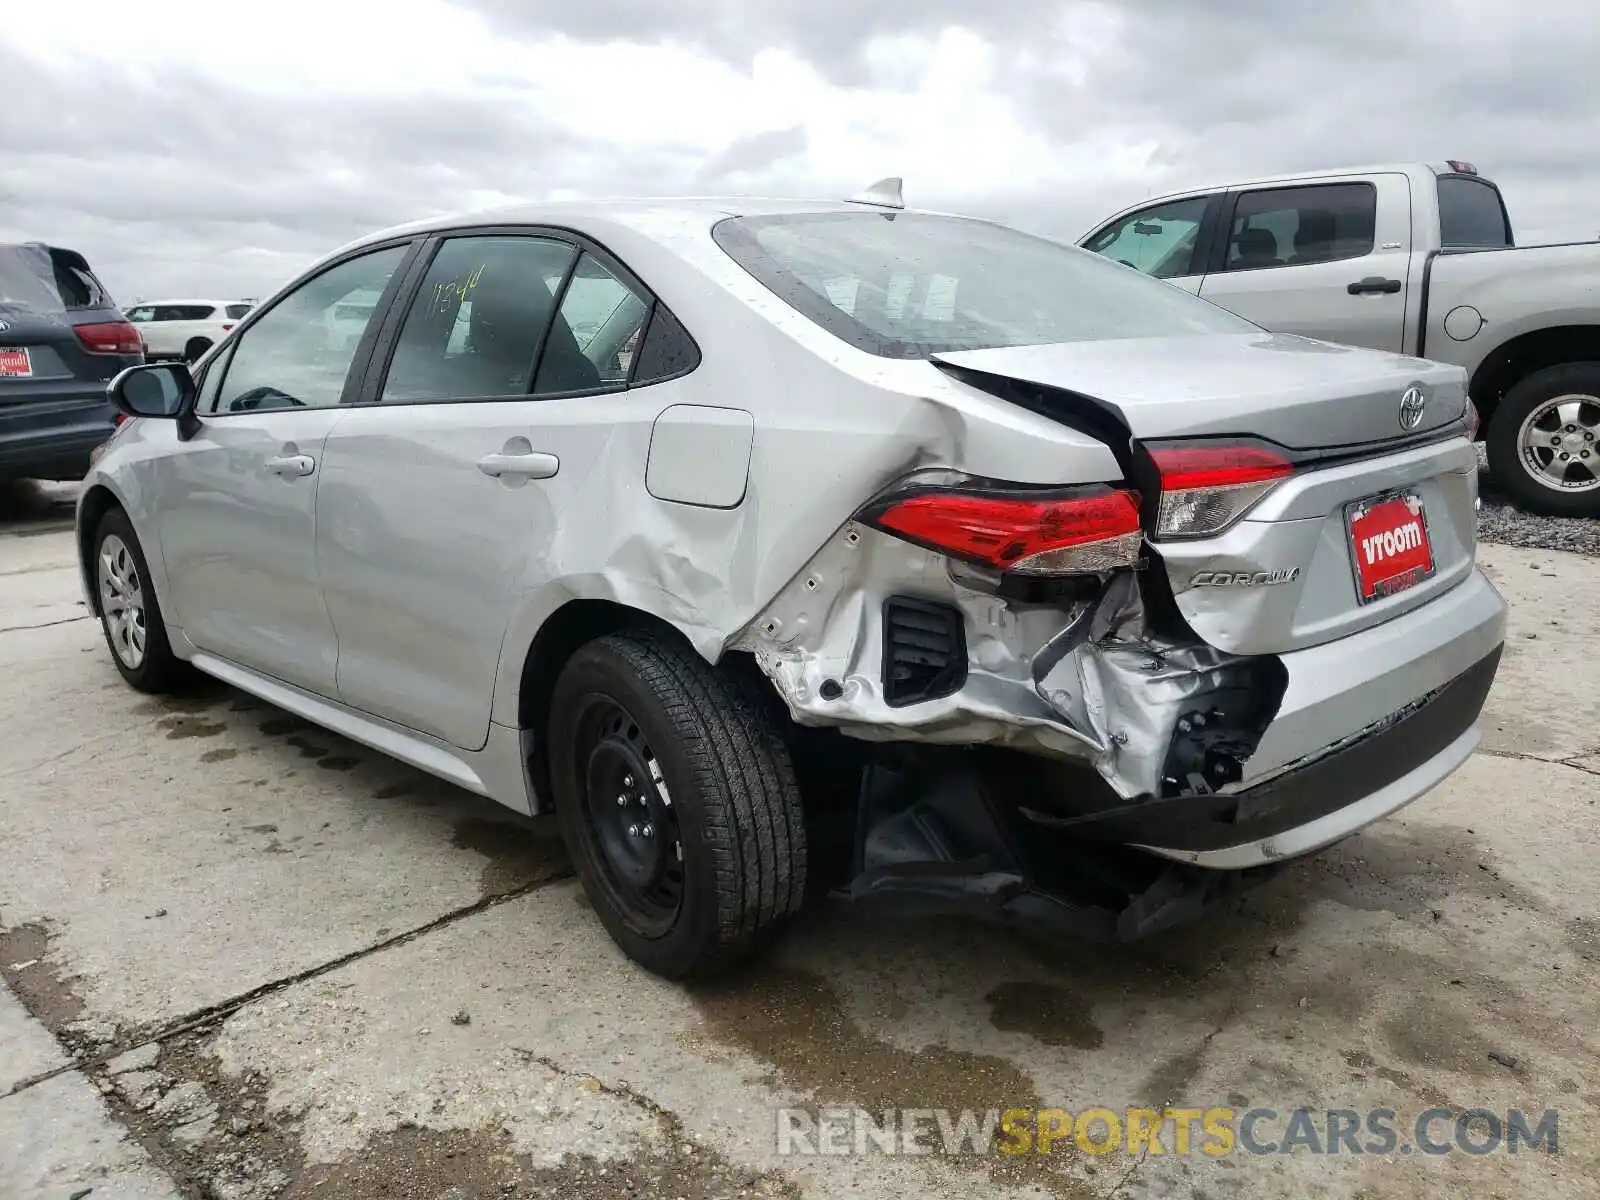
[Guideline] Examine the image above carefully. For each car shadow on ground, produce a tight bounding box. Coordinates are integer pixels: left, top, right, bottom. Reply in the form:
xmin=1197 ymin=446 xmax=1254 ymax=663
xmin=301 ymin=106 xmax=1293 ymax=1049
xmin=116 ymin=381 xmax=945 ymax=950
xmin=0 ymin=479 xmax=78 ymax=535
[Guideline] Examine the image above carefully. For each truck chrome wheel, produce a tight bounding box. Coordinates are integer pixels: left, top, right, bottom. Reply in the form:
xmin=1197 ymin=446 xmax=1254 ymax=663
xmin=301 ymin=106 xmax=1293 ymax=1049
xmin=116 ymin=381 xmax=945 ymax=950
xmin=1518 ymin=393 xmax=1600 ymax=493
xmin=97 ymin=533 xmax=147 ymax=669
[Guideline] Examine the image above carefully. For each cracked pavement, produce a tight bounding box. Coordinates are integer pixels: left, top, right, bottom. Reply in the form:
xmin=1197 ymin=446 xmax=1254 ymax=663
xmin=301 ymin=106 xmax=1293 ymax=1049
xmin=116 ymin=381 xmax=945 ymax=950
xmin=2 ymin=480 xmax=1597 ymax=1199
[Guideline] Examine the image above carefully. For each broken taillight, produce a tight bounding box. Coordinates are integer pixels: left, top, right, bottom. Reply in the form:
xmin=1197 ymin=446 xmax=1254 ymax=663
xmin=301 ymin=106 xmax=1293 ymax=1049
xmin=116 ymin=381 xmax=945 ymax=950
xmin=1149 ymin=443 xmax=1293 ymax=539
xmin=862 ymin=485 xmax=1143 ymax=576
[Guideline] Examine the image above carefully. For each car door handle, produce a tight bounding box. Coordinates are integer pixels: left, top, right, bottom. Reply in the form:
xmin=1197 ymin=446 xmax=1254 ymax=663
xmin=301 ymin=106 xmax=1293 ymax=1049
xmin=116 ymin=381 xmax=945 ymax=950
xmin=265 ymin=454 xmax=315 ymax=477
xmin=1347 ymin=276 xmax=1403 ymax=295
xmin=476 ymin=451 xmax=560 ymax=479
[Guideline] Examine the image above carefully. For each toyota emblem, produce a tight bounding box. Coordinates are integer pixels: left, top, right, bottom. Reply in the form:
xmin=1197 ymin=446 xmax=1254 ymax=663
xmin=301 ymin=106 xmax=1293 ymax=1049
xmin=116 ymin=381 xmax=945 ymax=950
xmin=1398 ymin=386 xmax=1427 ymax=431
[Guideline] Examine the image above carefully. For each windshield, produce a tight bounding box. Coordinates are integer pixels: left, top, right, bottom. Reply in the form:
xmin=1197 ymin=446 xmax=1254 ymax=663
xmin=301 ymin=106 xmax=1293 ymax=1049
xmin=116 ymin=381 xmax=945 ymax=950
xmin=713 ymin=212 xmax=1258 ymax=358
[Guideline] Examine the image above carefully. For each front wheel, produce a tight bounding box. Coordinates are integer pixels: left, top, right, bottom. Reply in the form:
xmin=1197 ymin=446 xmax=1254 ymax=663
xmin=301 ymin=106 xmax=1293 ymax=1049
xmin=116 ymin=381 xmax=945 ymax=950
xmin=1485 ymin=363 xmax=1600 ymax=517
xmin=93 ymin=508 xmax=190 ymax=692
xmin=548 ymin=631 xmax=806 ymax=979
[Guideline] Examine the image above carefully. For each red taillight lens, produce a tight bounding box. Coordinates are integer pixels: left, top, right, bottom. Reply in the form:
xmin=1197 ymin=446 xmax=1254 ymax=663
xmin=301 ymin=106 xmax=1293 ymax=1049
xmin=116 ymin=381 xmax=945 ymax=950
xmin=221 ymin=323 xmax=235 ymax=332
xmin=865 ymin=487 xmax=1143 ymax=575
xmin=1149 ymin=443 xmax=1293 ymax=539
xmin=75 ymin=321 xmax=144 ymax=355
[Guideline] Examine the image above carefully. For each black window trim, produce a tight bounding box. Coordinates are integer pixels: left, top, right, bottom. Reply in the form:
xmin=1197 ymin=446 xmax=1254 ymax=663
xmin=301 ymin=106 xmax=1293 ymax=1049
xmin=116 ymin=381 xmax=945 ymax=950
xmin=1081 ymin=192 xmax=1227 ymax=281
xmin=201 ymin=235 xmax=427 ymax=418
xmin=352 ymin=222 xmax=701 ymax=410
xmin=1207 ymin=179 xmax=1380 ymax=275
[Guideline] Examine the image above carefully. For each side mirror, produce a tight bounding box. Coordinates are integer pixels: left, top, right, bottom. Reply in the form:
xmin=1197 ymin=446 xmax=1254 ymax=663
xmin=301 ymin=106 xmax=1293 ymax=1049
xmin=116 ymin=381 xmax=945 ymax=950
xmin=108 ymin=362 xmax=195 ymax=419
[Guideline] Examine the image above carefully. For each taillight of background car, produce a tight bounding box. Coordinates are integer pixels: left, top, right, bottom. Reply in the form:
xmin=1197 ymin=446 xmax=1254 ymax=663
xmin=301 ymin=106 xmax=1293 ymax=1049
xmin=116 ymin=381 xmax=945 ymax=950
xmin=860 ymin=483 xmax=1144 ymax=576
xmin=1147 ymin=443 xmax=1294 ymax=539
xmin=74 ymin=321 xmax=144 ymax=355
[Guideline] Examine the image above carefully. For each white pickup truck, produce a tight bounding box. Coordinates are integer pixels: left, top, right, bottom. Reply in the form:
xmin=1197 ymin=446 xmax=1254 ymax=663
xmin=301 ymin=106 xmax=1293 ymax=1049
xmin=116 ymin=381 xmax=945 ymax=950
xmin=1081 ymin=161 xmax=1600 ymax=517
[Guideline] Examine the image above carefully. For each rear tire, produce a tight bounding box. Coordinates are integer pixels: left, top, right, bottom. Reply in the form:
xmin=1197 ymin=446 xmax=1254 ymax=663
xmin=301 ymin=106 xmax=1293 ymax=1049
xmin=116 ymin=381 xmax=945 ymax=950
xmin=183 ymin=337 xmax=212 ymax=363
xmin=1485 ymin=363 xmax=1600 ymax=517
xmin=92 ymin=508 xmax=190 ymax=693
xmin=548 ymin=631 xmax=806 ymax=979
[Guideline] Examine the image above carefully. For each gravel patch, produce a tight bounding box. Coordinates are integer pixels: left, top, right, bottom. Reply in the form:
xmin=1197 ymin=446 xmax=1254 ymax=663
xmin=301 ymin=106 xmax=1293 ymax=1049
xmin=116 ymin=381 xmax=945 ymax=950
xmin=1475 ymin=447 xmax=1600 ymax=556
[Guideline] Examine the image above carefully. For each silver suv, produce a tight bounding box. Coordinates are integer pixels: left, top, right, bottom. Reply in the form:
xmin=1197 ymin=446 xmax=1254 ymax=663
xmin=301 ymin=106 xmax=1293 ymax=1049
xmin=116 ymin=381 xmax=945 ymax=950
xmin=78 ymin=190 xmax=1507 ymax=978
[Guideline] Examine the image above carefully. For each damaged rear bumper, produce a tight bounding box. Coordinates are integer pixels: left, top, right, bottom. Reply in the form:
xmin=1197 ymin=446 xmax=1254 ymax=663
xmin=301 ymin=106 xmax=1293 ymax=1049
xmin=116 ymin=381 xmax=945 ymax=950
xmin=845 ymin=623 xmax=1502 ymax=941
xmin=850 ymin=645 xmax=1499 ymax=940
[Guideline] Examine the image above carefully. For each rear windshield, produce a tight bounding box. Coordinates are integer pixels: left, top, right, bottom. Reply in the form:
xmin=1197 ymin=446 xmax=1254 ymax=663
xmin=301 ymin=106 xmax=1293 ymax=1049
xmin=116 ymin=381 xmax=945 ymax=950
xmin=712 ymin=212 xmax=1257 ymax=358
xmin=225 ymin=303 xmax=252 ymax=319
xmin=0 ymin=244 xmax=113 ymax=313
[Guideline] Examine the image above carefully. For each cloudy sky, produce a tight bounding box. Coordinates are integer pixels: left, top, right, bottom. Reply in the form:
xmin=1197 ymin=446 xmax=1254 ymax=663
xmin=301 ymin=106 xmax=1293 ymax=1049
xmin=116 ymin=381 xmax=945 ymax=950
xmin=3 ymin=0 xmax=1596 ymax=301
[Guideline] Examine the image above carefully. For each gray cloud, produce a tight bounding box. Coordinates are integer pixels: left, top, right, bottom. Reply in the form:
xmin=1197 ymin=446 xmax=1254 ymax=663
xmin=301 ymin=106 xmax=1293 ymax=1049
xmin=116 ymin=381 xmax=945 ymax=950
xmin=3 ymin=0 xmax=1598 ymax=301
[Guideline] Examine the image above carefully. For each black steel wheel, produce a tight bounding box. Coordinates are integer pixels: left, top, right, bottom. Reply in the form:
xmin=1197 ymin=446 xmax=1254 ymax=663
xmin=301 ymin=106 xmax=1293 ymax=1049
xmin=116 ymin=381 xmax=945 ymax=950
xmin=548 ymin=630 xmax=806 ymax=979
xmin=574 ymin=696 xmax=685 ymax=938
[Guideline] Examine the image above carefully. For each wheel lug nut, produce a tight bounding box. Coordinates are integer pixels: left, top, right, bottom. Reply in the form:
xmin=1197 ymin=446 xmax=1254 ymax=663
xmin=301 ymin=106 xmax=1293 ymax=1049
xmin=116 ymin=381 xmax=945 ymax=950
xmin=627 ymin=823 xmax=639 ymax=837
xmin=623 ymin=774 xmax=634 ymax=788
xmin=641 ymin=824 xmax=654 ymax=839
xmin=616 ymin=794 xmax=627 ymax=807
xmin=1551 ymin=436 xmax=1562 ymax=445
xmin=1560 ymin=452 xmax=1571 ymax=460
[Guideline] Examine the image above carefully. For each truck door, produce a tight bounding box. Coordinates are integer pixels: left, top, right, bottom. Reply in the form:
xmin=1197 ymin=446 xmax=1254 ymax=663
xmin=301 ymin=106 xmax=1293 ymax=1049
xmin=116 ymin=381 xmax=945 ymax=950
xmin=1197 ymin=174 xmax=1413 ymax=352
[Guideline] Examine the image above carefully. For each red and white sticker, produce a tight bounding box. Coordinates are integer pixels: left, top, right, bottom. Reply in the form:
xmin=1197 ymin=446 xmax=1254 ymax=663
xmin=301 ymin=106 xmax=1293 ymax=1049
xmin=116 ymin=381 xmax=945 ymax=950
xmin=1348 ymin=491 xmax=1435 ymax=603
xmin=0 ymin=347 xmax=32 ymax=378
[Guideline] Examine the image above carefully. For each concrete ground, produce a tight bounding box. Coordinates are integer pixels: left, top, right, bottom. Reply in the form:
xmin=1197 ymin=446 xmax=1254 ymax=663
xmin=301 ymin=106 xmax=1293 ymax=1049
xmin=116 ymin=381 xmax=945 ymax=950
xmin=1 ymin=481 xmax=1597 ymax=1200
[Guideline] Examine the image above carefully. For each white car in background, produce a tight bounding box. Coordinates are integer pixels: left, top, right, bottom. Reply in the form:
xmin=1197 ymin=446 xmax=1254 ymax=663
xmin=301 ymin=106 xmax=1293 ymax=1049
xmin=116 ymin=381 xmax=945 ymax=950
xmin=123 ymin=299 xmax=254 ymax=363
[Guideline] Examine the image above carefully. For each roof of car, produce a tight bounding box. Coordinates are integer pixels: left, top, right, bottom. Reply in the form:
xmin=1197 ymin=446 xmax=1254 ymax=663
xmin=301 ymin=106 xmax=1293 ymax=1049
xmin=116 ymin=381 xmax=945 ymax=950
xmin=340 ymin=196 xmax=979 ymax=255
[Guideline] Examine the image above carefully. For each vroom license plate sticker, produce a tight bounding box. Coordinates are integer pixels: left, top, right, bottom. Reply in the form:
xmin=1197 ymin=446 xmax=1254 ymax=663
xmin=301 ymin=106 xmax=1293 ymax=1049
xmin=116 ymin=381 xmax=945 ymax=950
xmin=1346 ymin=489 xmax=1436 ymax=604
xmin=0 ymin=347 xmax=32 ymax=377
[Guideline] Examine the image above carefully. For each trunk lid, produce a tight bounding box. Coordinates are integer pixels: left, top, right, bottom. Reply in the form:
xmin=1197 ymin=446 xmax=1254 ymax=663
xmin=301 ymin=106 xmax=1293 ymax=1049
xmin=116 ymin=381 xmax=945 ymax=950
xmin=931 ymin=332 xmax=1467 ymax=449
xmin=932 ymin=333 xmax=1478 ymax=656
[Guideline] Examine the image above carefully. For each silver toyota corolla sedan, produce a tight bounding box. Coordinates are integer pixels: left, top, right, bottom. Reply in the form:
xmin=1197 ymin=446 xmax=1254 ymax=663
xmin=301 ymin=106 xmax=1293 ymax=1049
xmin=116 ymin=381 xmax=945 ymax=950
xmin=78 ymin=183 xmax=1507 ymax=978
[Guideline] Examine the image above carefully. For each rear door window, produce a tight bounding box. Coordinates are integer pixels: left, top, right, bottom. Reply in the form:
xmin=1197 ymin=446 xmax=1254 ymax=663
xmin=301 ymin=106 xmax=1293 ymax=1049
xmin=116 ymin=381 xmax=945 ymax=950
xmin=534 ymin=253 xmax=651 ymax=393
xmin=380 ymin=235 xmax=578 ymax=403
xmin=1437 ymin=177 xmax=1512 ymax=248
xmin=1222 ymin=183 xmax=1377 ymax=271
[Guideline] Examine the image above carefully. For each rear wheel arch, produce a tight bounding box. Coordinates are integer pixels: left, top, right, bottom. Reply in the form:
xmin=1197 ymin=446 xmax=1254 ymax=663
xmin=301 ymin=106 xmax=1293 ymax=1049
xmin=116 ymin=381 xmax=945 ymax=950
xmin=516 ymin=600 xmax=704 ymax=804
xmin=1468 ymin=324 xmax=1600 ymax=430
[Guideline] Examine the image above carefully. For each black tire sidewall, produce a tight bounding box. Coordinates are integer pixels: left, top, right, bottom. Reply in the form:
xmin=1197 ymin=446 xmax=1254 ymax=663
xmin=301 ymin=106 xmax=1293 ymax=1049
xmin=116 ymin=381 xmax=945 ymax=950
xmin=1486 ymin=363 xmax=1600 ymax=517
xmin=93 ymin=508 xmax=180 ymax=691
xmin=548 ymin=640 xmax=724 ymax=977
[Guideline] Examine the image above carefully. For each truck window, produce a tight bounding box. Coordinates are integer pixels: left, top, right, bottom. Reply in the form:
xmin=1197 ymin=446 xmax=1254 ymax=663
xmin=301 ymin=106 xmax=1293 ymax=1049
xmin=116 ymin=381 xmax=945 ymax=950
xmin=1082 ymin=197 xmax=1210 ymax=279
xmin=1437 ymin=177 xmax=1512 ymax=248
xmin=1223 ymin=182 xmax=1376 ymax=271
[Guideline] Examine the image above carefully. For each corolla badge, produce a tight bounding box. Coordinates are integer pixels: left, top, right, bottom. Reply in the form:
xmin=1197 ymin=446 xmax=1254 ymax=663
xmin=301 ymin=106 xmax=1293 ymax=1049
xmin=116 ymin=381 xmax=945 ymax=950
xmin=1191 ymin=568 xmax=1302 ymax=588
xmin=1398 ymin=386 xmax=1427 ymax=431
